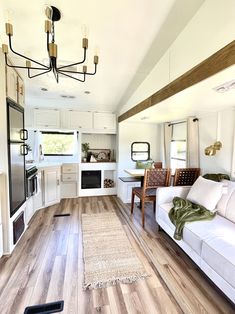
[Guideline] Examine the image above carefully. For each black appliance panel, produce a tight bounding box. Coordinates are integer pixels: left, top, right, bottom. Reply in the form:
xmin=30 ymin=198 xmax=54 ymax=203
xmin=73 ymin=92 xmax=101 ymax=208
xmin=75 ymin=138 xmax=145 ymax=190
xmin=7 ymin=99 xmax=26 ymax=217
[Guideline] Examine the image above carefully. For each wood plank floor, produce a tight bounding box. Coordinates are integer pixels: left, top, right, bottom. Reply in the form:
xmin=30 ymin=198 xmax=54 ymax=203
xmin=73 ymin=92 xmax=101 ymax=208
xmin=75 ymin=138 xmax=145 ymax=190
xmin=0 ymin=196 xmax=234 ymax=314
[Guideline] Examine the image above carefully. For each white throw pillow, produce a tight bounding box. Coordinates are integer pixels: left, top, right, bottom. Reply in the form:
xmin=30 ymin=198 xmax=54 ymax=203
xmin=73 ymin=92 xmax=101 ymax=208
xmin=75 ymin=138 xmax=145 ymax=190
xmin=186 ymin=176 xmax=223 ymax=212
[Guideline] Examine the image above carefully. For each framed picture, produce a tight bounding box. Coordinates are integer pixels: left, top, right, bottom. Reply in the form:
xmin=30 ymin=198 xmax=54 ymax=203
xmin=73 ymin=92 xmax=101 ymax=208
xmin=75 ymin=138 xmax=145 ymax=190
xmin=88 ymin=149 xmax=111 ymax=162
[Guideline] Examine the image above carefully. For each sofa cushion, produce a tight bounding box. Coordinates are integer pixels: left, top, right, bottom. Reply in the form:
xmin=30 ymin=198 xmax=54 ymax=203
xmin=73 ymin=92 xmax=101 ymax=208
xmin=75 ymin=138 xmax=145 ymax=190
xmin=186 ymin=176 xmax=223 ymax=211
xmin=217 ymin=180 xmax=235 ymax=216
xmin=201 ymin=228 xmax=235 ymax=289
xmin=158 ymin=203 xmax=233 ymax=255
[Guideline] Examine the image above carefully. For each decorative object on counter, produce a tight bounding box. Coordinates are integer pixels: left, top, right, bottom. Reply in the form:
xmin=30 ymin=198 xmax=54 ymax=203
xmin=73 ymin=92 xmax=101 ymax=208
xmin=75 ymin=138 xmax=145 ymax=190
xmin=104 ymin=179 xmax=114 ymax=188
xmin=90 ymin=155 xmax=97 ymax=162
xmin=2 ymin=6 xmax=99 ymax=83
xmin=88 ymin=149 xmax=111 ymax=162
xmin=82 ymin=143 xmax=90 ymax=162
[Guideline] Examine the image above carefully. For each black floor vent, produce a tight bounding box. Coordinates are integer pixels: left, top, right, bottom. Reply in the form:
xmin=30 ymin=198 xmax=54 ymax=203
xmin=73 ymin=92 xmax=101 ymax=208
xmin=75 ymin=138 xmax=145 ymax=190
xmin=53 ymin=213 xmax=71 ymax=217
xmin=24 ymin=300 xmax=64 ymax=314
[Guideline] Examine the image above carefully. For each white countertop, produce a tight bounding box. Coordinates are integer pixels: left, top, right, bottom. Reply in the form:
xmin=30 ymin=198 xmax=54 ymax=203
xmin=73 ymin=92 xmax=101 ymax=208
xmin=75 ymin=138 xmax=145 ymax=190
xmin=35 ymin=162 xmax=62 ymax=169
xmin=124 ymin=169 xmax=145 ymax=176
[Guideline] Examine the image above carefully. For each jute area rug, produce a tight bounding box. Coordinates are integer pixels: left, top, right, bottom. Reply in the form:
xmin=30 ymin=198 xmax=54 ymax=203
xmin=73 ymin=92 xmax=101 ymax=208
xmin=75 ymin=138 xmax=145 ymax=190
xmin=82 ymin=211 xmax=149 ymax=289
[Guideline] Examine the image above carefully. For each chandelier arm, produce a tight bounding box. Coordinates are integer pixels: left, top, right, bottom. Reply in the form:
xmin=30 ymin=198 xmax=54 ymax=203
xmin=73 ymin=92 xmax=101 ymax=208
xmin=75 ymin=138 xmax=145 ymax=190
xmin=84 ymin=64 xmax=97 ymax=76
xmin=58 ymin=70 xmax=86 ymax=82
xmin=8 ymin=35 xmax=48 ymax=69
xmin=4 ymin=53 xmax=49 ymax=71
xmin=57 ymin=69 xmax=84 ymax=75
xmin=27 ymin=68 xmax=52 ymax=79
xmin=57 ymin=48 xmax=87 ymax=70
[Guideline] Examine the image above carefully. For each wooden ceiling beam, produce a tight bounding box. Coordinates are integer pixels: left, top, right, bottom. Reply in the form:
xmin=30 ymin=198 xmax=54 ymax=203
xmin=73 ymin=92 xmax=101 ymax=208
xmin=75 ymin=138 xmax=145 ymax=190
xmin=118 ymin=40 xmax=235 ymax=123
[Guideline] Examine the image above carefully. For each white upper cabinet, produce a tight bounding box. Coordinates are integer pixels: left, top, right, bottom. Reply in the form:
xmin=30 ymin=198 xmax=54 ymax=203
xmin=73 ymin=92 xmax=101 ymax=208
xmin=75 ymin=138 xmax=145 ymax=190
xmin=34 ymin=108 xmax=60 ymax=129
xmin=60 ymin=110 xmax=93 ymax=130
xmin=6 ymin=65 xmax=25 ymax=107
xmin=6 ymin=66 xmax=18 ymax=103
xmin=17 ymin=76 xmax=25 ymax=107
xmin=93 ymin=112 xmax=116 ymax=132
xmin=69 ymin=110 xmax=93 ymax=130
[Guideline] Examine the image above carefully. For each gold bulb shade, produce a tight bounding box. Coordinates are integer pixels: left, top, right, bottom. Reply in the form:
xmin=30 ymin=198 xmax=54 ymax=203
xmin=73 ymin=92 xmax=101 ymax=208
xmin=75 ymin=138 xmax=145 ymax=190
xmin=5 ymin=23 xmax=13 ymax=36
xmin=49 ymin=43 xmax=57 ymax=58
xmin=213 ymin=141 xmax=222 ymax=150
xmin=94 ymin=55 xmax=99 ymax=64
xmin=205 ymin=145 xmax=216 ymax=156
xmin=26 ymin=60 xmax=31 ymax=68
xmin=45 ymin=20 xmax=52 ymax=33
xmin=82 ymin=38 xmax=88 ymax=49
xmin=2 ymin=44 xmax=8 ymax=54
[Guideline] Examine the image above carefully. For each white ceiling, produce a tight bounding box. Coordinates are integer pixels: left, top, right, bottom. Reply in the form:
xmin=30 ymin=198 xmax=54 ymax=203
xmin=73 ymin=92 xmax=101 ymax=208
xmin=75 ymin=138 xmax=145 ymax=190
xmin=126 ymin=65 xmax=235 ymax=124
xmin=1 ymin=0 xmax=204 ymax=112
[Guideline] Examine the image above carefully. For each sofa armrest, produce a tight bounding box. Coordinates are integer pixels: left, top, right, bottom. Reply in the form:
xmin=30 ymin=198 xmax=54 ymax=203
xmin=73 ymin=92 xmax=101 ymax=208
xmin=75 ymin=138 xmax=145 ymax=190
xmin=157 ymin=186 xmax=191 ymax=205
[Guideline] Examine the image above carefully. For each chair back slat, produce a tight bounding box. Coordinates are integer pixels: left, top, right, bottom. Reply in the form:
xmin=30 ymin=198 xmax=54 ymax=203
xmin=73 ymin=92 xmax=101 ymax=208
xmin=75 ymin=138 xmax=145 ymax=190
xmin=173 ymin=168 xmax=200 ymax=186
xmin=143 ymin=168 xmax=171 ymax=190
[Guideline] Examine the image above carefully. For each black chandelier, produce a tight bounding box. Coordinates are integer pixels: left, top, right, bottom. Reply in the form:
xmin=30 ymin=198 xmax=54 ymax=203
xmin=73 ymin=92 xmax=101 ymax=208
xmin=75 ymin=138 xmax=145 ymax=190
xmin=2 ymin=6 xmax=99 ymax=83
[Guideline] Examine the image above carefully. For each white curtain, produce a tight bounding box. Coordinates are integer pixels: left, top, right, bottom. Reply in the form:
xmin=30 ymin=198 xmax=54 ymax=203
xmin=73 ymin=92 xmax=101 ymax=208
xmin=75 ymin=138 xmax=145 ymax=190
xmin=187 ymin=117 xmax=199 ymax=167
xmin=33 ymin=131 xmax=44 ymax=162
xmin=163 ymin=122 xmax=172 ymax=167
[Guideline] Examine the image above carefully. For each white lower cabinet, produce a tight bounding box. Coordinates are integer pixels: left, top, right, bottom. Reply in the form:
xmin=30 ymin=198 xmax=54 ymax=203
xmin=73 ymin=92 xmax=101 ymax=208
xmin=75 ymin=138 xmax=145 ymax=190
xmin=44 ymin=167 xmax=61 ymax=207
xmin=61 ymin=163 xmax=78 ymax=198
xmin=25 ymin=197 xmax=34 ymax=225
xmin=33 ymin=170 xmax=44 ymax=210
xmin=118 ymin=179 xmax=141 ymax=203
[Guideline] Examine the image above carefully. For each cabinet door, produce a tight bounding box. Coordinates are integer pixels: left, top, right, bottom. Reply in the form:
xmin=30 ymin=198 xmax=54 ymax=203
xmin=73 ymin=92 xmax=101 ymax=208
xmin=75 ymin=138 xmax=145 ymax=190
xmin=69 ymin=111 xmax=92 ymax=129
xmin=93 ymin=113 xmax=116 ymax=131
xmin=6 ymin=66 xmax=18 ymax=103
xmin=25 ymin=197 xmax=34 ymax=224
xmin=34 ymin=109 xmax=60 ymax=129
xmin=17 ymin=76 xmax=25 ymax=107
xmin=44 ymin=168 xmax=60 ymax=207
xmin=33 ymin=171 xmax=43 ymax=210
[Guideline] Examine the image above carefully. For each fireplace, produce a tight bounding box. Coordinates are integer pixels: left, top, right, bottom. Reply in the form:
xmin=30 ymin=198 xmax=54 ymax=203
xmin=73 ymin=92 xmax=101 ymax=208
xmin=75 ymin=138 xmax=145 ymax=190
xmin=82 ymin=170 xmax=101 ymax=189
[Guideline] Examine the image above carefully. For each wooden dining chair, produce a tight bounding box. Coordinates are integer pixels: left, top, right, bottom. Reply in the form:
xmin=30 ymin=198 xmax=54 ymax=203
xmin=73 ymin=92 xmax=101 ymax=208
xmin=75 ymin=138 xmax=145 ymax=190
xmin=173 ymin=168 xmax=200 ymax=186
xmin=153 ymin=161 xmax=162 ymax=169
xmin=131 ymin=168 xmax=171 ymax=227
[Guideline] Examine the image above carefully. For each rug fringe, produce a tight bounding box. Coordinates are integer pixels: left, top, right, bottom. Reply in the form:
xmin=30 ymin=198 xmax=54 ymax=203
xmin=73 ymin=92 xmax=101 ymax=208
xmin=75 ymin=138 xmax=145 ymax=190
xmin=83 ymin=273 xmax=150 ymax=290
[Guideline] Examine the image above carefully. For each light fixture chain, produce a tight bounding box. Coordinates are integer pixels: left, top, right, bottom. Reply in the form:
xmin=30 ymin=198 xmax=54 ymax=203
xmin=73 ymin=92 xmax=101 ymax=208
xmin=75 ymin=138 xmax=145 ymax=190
xmin=52 ymin=21 xmax=55 ymax=43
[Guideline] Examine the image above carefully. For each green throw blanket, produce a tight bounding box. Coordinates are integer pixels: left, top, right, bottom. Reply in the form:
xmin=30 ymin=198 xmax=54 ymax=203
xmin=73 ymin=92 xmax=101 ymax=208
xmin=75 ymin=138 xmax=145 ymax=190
xmin=169 ymin=197 xmax=216 ymax=240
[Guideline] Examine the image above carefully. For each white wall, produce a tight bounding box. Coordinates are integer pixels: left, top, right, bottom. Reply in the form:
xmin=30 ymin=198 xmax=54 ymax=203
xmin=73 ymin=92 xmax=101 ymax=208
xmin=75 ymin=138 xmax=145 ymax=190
xmin=118 ymin=121 xmax=161 ymax=177
xmin=199 ymin=108 xmax=235 ymax=176
xmin=118 ymin=0 xmax=235 ymax=115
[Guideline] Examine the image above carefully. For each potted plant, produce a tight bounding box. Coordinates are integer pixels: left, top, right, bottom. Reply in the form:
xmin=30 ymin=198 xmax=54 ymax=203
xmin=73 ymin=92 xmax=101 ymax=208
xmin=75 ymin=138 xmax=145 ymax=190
xmin=82 ymin=143 xmax=90 ymax=162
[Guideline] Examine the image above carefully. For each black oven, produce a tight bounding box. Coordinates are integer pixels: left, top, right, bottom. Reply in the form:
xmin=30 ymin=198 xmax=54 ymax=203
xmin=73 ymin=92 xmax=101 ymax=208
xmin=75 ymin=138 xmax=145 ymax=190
xmin=26 ymin=166 xmax=38 ymax=198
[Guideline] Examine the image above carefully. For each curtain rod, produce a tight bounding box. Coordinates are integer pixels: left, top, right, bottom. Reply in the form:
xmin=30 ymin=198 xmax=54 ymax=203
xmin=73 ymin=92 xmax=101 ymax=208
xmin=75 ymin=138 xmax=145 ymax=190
xmin=168 ymin=118 xmax=198 ymax=127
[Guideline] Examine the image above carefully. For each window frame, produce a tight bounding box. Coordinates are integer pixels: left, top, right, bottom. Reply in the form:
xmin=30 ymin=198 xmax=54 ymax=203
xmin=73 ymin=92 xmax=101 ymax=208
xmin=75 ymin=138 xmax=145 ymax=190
xmin=41 ymin=131 xmax=75 ymax=156
xmin=170 ymin=122 xmax=187 ymax=168
xmin=131 ymin=141 xmax=150 ymax=161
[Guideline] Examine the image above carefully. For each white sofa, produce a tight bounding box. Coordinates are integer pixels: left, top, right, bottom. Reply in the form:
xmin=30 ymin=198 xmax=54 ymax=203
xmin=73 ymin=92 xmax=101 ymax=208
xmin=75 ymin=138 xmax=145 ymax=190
xmin=156 ymin=180 xmax=235 ymax=304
